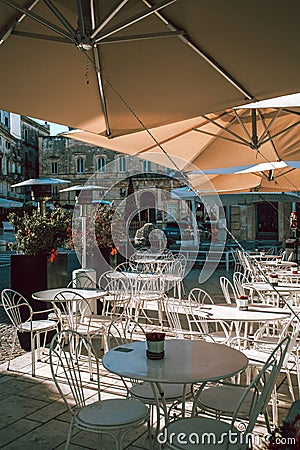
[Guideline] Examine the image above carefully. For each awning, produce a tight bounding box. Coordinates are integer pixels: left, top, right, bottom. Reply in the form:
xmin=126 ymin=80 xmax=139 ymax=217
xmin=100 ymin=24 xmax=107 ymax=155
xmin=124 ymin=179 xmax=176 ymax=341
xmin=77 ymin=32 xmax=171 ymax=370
xmin=0 ymin=197 xmax=23 ymax=208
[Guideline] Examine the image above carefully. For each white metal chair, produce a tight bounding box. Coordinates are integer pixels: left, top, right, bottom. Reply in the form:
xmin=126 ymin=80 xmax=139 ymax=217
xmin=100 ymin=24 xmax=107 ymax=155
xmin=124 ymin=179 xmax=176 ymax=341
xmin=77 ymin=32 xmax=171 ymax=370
xmin=50 ymin=329 xmax=149 ymax=450
xmin=220 ymin=276 xmax=238 ymax=304
xmin=184 ymin=299 xmax=231 ymax=345
xmin=67 ymin=274 xmax=98 ymax=289
xmin=232 ymin=271 xmax=251 ymax=298
xmin=163 ymin=336 xmax=290 ymax=450
xmin=131 ymin=274 xmax=164 ymax=326
xmin=115 ymin=261 xmax=138 ymax=273
xmin=161 ymin=259 xmax=184 ymax=300
xmin=164 ymin=297 xmax=223 ymax=343
xmin=231 ymin=248 xmax=242 ymax=273
xmin=188 ymin=288 xmax=214 ymax=306
xmin=53 ymin=290 xmax=112 ymax=361
xmin=1 ymin=288 xmax=58 ymax=376
xmin=101 ymin=278 xmax=132 ymax=318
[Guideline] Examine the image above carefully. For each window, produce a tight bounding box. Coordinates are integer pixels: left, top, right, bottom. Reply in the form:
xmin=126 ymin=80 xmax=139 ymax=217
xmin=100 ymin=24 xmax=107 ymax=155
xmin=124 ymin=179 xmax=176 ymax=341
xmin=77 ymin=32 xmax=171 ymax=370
xmin=0 ymin=157 xmax=2 ymax=172
xmin=24 ymin=129 xmax=28 ymax=141
xmin=5 ymin=140 xmax=10 ymax=149
xmin=256 ymin=202 xmax=278 ymax=240
xmin=11 ymin=162 xmax=16 ymax=173
xmin=51 ymin=161 xmax=58 ymax=174
xmin=52 ymin=185 xmax=58 ymax=198
xmin=97 ymin=156 xmax=106 ymax=173
xmin=143 ymin=160 xmax=151 ymax=172
xmin=118 ymin=156 xmax=126 ymax=173
xmin=76 ymin=157 xmax=84 ymax=174
xmin=4 ymin=116 xmax=9 ymax=127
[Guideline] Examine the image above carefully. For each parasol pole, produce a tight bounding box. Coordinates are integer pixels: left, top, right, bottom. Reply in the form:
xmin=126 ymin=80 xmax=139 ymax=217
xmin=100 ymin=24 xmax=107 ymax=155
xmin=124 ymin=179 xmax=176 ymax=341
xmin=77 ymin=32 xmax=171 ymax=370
xmin=80 ymin=203 xmax=87 ymax=269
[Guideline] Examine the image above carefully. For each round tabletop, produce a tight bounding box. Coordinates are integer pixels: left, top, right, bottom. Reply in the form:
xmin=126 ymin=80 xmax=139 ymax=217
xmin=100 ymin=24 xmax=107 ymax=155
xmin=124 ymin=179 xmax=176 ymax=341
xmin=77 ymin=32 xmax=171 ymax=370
xmin=243 ymin=282 xmax=300 ymax=292
xmin=107 ymin=271 xmax=159 ymax=280
xmin=102 ymin=339 xmax=248 ymax=384
xmin=260 ymin=261 xmax=298 ymax=268
xmin=195 ymin=303 xmax=291 ymax=323
xmin=32 ymin=288 xmax=106 ymax=302
xmin=134 ymin=258 xmax=173 ymax=265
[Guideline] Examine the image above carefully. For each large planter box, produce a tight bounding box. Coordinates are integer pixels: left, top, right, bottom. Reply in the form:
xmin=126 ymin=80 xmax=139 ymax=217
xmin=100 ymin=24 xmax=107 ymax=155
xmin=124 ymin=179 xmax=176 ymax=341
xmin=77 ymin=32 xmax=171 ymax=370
xmin=11 ymin=253 xmax=68 ymax=311
xmin=11 ymin=253 xmax=68 ymax=351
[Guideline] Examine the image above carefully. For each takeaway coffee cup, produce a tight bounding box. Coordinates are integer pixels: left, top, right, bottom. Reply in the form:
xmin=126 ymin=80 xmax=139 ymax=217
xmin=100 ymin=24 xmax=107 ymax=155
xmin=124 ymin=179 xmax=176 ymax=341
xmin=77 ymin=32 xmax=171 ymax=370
xmin=237 ymin=295 xmax=248 ymax=311
xmin=146 ymin=332 xmax=165 ymax=359
xmin=269 ymin=274 xmax=279 ymax=286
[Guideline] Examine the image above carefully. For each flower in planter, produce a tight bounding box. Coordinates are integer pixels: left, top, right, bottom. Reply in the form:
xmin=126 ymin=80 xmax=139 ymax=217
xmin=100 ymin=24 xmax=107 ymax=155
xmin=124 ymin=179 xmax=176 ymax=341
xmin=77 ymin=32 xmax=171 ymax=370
xmin=8 ymin=207 xmax=72 ymax=258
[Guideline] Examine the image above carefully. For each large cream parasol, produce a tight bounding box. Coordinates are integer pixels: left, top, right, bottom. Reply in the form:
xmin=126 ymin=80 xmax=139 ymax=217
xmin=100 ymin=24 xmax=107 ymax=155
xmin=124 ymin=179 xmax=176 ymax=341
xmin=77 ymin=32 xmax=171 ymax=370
xmin=1 ymin=1 xmax=300 ymax=136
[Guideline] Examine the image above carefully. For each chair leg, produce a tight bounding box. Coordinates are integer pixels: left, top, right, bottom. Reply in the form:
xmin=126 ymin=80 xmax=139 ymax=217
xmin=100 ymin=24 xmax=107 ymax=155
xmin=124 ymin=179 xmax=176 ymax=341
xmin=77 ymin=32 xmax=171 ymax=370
xmin=65 ymin=420 xmax=74 ymax=450
xmin=286 ymin=370 xmax=295 ymax=402
xmin=271 ymin=385 xmax=278 ymax=426
xmin=36 ymin=332 xmax=41 ymax=361
xmin=7 ymin=329 xmax=18 ymax=371
xmin=31 ymin=332 xmax=36 ymax=377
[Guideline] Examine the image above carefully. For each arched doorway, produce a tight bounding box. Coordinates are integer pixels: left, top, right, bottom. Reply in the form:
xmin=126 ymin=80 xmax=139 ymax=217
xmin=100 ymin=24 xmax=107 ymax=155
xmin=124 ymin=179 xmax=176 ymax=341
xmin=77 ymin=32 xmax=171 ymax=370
xmin=140 ymin=191 xmax=156 ymax=223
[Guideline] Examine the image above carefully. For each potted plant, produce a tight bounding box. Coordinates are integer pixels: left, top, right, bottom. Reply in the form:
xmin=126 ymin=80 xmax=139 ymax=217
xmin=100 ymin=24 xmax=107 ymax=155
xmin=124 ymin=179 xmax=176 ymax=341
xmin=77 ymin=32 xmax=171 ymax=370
xmin=8 ymin=207 xmax=72 ymax=309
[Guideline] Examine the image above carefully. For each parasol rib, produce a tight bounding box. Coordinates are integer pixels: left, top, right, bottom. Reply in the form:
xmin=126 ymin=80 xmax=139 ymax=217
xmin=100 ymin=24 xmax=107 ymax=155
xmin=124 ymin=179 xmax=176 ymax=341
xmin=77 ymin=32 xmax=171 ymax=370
xmin=142 ymin=0 xmax=253 ymax=101
xmin=42 ymin=0 xmax=76 ymax=36
xmin=90 ymin=0 xmax=129 ymax=39
xmin=0 ymin=0 xmax=74 ymax=41
xmin=99 ymin=30 xmax=184 ymax=44
xmin=0 ymin=0 xmax=39 ymax=44
xmin=90 ymin=5 xmax=111 ymax=137
xmin=12 ymin=30 xmax=71 ymax=43
xmin=93 ymin=0 xmax=177 ymax=43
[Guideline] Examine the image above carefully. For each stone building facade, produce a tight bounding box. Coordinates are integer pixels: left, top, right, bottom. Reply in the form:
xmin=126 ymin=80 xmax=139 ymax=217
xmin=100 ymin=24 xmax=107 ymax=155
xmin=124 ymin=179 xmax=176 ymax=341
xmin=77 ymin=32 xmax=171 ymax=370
xmin=0 ymin=111 xmax=50 ymax=201
xmin=0 ymin=109 xmax=296 ymax=246
xmin=38 ymin=136 xmax=185 ymax=225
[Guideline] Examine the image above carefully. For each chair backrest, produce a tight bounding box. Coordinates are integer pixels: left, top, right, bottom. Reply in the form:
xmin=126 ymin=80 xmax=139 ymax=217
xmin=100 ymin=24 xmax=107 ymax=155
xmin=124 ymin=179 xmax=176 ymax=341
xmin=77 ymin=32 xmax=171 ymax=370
xmin=174 ymin=253 xmax=187 ymax=269
xmin=53 ymin=290 xmax=92 ymax=332
xmin=107 ymin=316 xmax=145 ymax=349
xmin=1 ymin=288 xmax=32 ymax=326
xmin=183 ymin=300 xmax=230 ymax=344
xmin=99 ymin=272 xmax=131 ymax=296
xmin=230 ymin=336 xmax=290 ymax=444
xmin=98 ymin=270 xmax=118 ymax=290
xmin=50 ymin=330 xmax=100 ymax=414
xmin=164 ymin=297 xmax=217 ymax=342
xmin=102 ymin=278 xmax=131 ymax=317
xmin=67 ymin=274 xmax=97 ymax=289
xmin=164 ymin=296 xmax=185 ymax=338
xmin=115 ymin=261 xmax=138 ymax=273
xmin=233 ymin=271 xmax=250 ymax=297
xmin=188 ymin=288 xmax=214 ymax=306
xmin=219 ymin=276 xmax=237 ymax=304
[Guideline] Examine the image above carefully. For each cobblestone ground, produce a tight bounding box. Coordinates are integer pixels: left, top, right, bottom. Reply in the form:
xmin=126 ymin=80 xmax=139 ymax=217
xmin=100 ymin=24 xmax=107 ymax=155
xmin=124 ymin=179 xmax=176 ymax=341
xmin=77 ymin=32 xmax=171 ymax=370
xmin=0 ymin=307 xmax=25 ymax=364
xmin=1 ymin=261 xmax=25 ymax=364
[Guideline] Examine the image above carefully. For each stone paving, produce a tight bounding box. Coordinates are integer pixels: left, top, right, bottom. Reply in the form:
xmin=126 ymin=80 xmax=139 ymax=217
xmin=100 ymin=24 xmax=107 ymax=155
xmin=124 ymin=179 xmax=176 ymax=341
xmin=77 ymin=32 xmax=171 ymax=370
xmin=0 ymin=257 xmax=296 ymax=449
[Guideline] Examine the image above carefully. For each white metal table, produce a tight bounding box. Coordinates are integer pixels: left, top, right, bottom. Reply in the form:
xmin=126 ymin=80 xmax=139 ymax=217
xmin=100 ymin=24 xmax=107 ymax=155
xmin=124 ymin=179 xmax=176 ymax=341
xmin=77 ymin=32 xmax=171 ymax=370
xmin=32 ymin=288 xmax=106 ymax=314
xmin=195 ymin=303 xmax=291 ymax=347
xmin=194 ymin=303 xmax=291 ymax=323
xmin=102 ymin=339 xmax=248 ymax=428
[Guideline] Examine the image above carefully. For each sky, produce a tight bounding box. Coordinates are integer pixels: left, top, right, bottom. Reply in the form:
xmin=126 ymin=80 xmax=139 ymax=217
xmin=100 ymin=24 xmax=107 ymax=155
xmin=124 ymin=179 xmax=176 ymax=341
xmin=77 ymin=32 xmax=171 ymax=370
xmin=31 ymin=118 xmax=69 ymax=136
